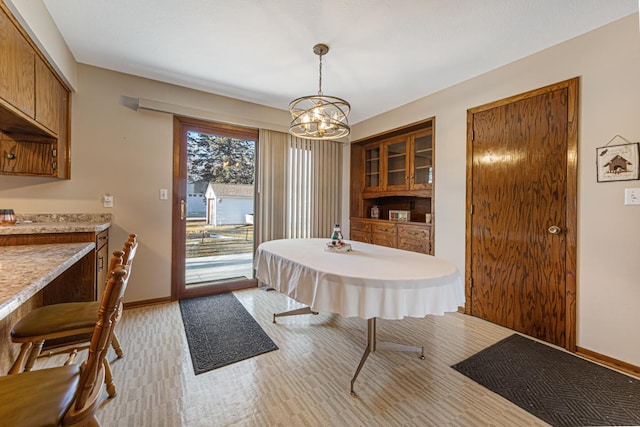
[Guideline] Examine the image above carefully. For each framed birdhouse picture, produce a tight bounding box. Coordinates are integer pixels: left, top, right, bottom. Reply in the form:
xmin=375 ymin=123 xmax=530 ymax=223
xmin=596 ymin=142 xmax=639 ymax=182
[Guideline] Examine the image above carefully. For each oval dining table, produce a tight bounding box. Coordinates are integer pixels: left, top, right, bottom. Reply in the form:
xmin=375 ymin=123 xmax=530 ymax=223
xmin=254 ymin=238 xmax=465 ymax=394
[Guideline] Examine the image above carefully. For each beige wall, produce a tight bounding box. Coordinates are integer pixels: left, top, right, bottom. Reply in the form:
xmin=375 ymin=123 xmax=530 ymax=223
xmin=2 ymin=6 xmax=639 ymax=368
xmin=352 ymin=14 xmax=640 ymax=366
xmin=0 ymin=65 xmax=290 ymax=303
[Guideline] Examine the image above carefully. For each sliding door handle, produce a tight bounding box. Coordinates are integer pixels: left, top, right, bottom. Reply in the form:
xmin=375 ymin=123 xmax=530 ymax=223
xmin=180 ymin=200 xmax=186 ymax=220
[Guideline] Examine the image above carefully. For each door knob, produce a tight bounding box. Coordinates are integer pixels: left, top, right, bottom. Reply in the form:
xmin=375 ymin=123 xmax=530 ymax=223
xmin=548 ymin=225 xmax=562 ymax=235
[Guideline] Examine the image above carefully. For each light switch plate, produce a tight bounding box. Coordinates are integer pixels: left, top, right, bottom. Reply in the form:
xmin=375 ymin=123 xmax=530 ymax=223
xmin=160 ymin=189 xmax=168 ymax=200
xmin=103 ymin=194 xmax=113 ymax=208
xmin=624 ymin=188 xmax=640 ymax=205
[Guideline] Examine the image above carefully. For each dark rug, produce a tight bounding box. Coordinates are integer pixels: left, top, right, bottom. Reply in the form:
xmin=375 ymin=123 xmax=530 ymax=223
xmin=179 ymin=292 xmax=278 ymax=375
xmin=452 ymin=334 xmax=640 ymax=427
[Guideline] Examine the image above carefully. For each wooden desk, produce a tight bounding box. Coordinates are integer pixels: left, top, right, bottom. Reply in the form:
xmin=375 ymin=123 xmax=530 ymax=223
xmin=0 ymin=242 xmax=95 ymax=373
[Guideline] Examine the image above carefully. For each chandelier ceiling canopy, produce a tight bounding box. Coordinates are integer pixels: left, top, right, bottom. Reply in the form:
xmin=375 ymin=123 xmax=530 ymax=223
xmin=289 ymin=44 xmax=350 ymax=141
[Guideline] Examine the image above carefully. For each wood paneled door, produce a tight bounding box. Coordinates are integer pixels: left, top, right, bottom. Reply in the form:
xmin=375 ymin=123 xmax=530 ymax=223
xmin=465 ymin=78 xmax=578 ymax=350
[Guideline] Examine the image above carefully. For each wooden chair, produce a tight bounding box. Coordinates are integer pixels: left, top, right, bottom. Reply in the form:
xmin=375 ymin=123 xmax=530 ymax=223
xmin=0 ymin=251 xmax=132 ymax=426
xmin=9 ymin=234 xmax=138 ymax=398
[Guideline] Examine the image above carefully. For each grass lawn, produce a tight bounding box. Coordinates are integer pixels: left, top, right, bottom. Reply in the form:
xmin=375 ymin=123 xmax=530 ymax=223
xmin=186 ymin=220 xmax=254 ymax=257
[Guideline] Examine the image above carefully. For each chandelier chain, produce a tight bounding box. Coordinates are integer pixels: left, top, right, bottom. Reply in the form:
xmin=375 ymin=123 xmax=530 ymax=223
xmin=318 ymin=53 xmax=323 ymax=96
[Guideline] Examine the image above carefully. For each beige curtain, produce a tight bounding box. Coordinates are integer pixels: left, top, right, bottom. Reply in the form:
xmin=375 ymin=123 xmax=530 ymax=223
xmin=256 ymin=129 xmax=288 ymax=245
xmin=256 ymin=130 xmax=342 ymax=247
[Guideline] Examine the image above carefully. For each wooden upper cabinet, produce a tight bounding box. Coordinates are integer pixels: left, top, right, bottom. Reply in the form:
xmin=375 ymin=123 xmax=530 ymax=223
xmin=0 ymin=9 xmax=35 ymax=118
xmin=0 ymin=4 xmax=71 ymax=179
xmin=360 ymin=125 xmax=433 ymax=196
xmin=35 ymin=56 xmax=66 ymax=135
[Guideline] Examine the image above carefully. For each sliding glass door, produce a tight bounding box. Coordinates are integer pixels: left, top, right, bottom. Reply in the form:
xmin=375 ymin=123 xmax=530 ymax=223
xmin=173 ymin=117 xmax=258 ymax=299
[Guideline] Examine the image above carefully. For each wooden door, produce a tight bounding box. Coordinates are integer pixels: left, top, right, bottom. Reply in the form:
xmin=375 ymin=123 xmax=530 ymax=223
xmin=466 ymin=78 xmax=578 ymax=350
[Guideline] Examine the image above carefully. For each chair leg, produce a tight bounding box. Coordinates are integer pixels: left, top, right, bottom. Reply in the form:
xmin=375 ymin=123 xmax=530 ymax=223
xmin=8 ymin=342 xmax=32 ymax=374
xmin=103 ymin=359 xmax=117 ymax=398
xmin=111 ymin=332 xmax=124 ymax=358
xmin=23 ymin=341 xmax=45 ymax=372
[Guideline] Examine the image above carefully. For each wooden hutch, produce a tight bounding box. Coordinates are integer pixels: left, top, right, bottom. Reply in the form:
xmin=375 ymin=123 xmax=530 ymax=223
xmin=350 ymin=118 xmax=435 ymax=254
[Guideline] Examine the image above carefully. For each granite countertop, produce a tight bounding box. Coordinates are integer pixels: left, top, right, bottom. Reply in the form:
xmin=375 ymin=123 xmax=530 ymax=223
xmin=0 ymin=242 xmax=95 ymax=321
xmin=0 ymin=213 xmax=112 ymax=235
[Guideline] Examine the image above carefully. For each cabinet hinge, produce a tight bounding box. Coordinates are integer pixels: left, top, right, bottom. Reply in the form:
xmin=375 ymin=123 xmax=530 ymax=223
xmin=469 ymin=277 xmax=473 ymax=288
xmin=51 ymin=148 xmax=57 ymax=158
xmin=470 ymin=205 xmax=474 ymax=215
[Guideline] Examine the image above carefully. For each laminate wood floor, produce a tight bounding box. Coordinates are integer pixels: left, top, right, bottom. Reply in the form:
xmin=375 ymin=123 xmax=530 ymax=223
xmin=37 ymin=288 xmax=549 ymax=426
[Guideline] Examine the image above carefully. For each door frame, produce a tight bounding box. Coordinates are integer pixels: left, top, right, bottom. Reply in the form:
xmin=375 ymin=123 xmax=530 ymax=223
xmin=464 ymin=77 xmax=579 ymax=351
xmin=171 ymin=116 xmax=259 ymax=300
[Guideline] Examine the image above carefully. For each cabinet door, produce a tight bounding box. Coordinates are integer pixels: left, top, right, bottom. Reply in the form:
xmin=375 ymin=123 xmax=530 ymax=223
xmin=397 ymin=223 xmax=430 ymax=254
xmin=0 ymin=9 xmax=35 ymax=117
xmin=384 ymin=137 xmax=409 ymax=191
xmin=35 ymin=57 xmax=67 ymax=135
xmin=0 ymin=136 xmax=54 ymax=176
xmin=410 ymin=130 xmax=433 ymax=190
xmin=35 ymin=56 xmax=70 ymax=179
xmin=363 ymin=142 xmax=382 ymax=192
xmin=95 ymin=230 xmax=110 ymax=299
xmin=55 ymin=89 xmax=70 ymax=179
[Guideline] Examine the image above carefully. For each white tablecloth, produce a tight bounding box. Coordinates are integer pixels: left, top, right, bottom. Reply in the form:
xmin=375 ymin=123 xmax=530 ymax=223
xmin=254 ymin=238 xmax=465 ymax=320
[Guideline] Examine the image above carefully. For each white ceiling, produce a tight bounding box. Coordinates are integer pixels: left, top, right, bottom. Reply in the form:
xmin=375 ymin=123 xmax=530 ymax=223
xmin=41 ymin=0 xmax=638 ymax=124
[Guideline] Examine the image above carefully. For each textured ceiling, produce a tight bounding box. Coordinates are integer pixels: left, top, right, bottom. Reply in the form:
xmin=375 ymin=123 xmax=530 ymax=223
xmin=40 ymin=0 xmax=638 ymax=124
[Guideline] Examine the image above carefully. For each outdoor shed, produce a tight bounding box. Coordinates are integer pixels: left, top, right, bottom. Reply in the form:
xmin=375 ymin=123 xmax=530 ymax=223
xmin=205 ymin=183 xmax=254 ymax=226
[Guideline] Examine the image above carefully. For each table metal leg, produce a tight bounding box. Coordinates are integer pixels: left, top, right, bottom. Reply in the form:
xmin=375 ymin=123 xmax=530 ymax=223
xmin=350 ymin=318 xmax=376 ymax=395
xmin=273 ymin=306 xmax=318 ymax=323
xmin=350 ymin=318 xmax=424 ymax=396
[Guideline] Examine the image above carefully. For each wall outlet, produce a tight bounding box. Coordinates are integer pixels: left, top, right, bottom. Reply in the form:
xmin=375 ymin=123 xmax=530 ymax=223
xmin=102 ymin=194 xmax=113 ymax=208
xmin=624 ymin=188 xmax=640 ymax=205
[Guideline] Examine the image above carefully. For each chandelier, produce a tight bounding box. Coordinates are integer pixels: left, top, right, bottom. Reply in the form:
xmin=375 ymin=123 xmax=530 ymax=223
xmin=289 ymin=44 xmax=350 ymax=140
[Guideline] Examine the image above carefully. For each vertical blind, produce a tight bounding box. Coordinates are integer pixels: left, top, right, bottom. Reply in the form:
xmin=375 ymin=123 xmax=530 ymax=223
xmin=256 ymin=129 xmax=342 ymax=246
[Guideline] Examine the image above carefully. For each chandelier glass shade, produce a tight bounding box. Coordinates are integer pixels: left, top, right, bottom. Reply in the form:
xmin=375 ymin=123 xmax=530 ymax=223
xmin=289 ymin=44 xmax=350 ymax=140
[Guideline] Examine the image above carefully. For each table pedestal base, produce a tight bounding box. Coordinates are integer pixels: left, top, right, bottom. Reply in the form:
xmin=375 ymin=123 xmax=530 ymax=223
xmin=350 ymin=318 xmax=424 ymax=395
xmin=273 ymin=306 xmax=318 ymax=323
xmin=272 ymin=308 xmax=424 ymax=394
